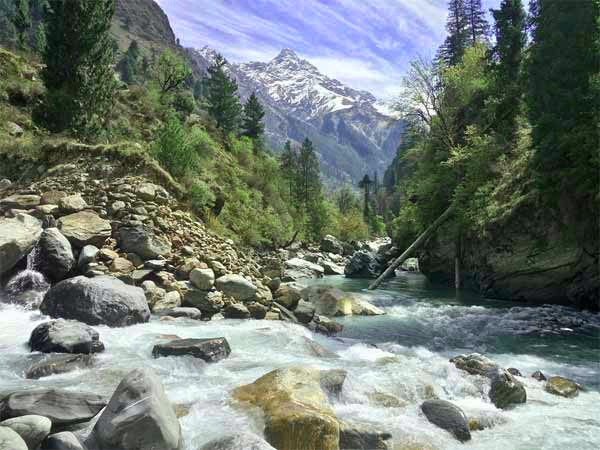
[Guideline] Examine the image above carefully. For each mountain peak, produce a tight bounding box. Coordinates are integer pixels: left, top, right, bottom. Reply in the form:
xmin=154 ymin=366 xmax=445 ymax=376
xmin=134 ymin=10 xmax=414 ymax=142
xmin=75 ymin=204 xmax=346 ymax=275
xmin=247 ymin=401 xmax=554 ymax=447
xmin=274 ymin=48 xmax=300 ymax=61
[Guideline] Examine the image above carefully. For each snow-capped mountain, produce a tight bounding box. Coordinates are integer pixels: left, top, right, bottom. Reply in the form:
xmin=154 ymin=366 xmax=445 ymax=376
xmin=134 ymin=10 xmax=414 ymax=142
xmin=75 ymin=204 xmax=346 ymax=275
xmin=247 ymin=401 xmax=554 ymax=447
xmin=187 ymin=47 xmax=404 ymax=183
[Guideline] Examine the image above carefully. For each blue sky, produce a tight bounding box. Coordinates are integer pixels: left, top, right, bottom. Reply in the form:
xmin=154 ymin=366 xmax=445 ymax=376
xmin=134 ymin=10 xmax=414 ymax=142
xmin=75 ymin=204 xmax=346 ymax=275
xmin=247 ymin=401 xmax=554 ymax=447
xmin=156 ymin=0 xmax=501 ymax=98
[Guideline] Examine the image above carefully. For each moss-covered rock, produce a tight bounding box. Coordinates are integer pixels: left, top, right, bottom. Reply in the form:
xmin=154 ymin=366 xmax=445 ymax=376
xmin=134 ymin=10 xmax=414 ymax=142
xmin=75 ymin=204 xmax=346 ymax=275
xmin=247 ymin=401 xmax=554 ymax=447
xmin=544 ymin=376 xmax=581 ymax=398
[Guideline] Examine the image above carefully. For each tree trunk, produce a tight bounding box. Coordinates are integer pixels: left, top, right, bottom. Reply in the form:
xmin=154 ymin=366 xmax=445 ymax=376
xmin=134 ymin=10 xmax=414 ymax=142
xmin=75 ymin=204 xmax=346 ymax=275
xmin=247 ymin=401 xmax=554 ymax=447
xmin=368 ymin=205 xmax=455 ymax=290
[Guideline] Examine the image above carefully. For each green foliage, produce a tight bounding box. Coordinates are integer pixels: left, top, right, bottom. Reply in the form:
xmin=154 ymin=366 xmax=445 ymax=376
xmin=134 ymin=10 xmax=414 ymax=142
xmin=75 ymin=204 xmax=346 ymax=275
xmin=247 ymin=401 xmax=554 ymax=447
xmin=205 ymin=53 xmax=242 ymax=134
xmin=151 ymin=111 xmax=198 ymax=177
xmin=188 ymin=179 xmax=215 ymax=214
xmin=14 ymin=0 xmax=31 ymax=48
xmin=155 ymin=49 xmax=191 ymax=94
xmin=172 ymin=90 xmax=196 ymax=116
xmin=241 ymin=92 xmax=265 ymax=139
xmin=39 ymin=0 xmax=117 ymax=139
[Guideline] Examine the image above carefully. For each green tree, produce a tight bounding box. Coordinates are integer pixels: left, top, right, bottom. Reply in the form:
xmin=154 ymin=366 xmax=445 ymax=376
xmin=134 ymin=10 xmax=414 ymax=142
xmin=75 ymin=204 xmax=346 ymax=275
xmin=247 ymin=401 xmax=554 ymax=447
xmin=438 ymin=0 xmax=469 ymax=66
xmin=526 ymin=0 xmax=599 ymax=202
xmin=151 ymin=111 xmax=197 ymax=177
xmin=242 ymin=92 xmax=265 ymax=139
xmin=464 ymin=0 xmax=489 ymax=44
xmin=40 ymin=0 xmax=117 ymax=137
xmin=34 ymin=22 xmax=46 ymax=52
xmin=205 ymin=53 xmax=242 ymax=134
xmin=14 ymin=0 xmax=31 ymax=48
xmin=117 ymin=40 xmax=141 ymax=84
xmin=358 ymin=174 xmax=374 ymax=222
xmin=280 ymin=140 xmax=298 ymax=198
xmin=336 ymin=185 xmax=359 ymax=214
xmin=296 ymin=138 xmax=321 ymax=209
xmin=156 ymin=49 xmax=191 ymax=94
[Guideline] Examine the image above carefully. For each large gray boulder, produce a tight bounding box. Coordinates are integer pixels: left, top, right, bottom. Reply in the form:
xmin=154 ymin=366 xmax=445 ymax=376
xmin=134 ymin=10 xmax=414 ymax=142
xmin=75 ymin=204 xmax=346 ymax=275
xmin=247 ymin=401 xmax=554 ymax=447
xmin=43 ymin=432 xmax=85 ymax=450
xmin=420 ymin=399 xmax=471 ymax=442
xmin=25 ymin=353 xmax=93 ymax=379
xmin=118 ymin=225 xmax=171 ymax=260
xmin=344 ymin=250 xmax=383 ymax=279
xmin=0 ymin=415 xmax=51 ymax=449
xmin=40 ymin=276 xmax=150 ymax=327
xmin=489 ymin=369 xmax=527 ymax=409
xmin=320 ymin=235 xmax=344 ymax=255
xmin=152 ymin=338 xmax=231 ymax=362
xmin=0 ymin=389 xmax=106 ymax=426
xmin=36 ymin=228 xmax=74 ymax=281
xmin=283 ymin=258 xmax=325 ymax=281
xmin=92 ymin=368 xmax=182 ymax=450
xmin=0 ymin=214 xmax=42 ymax=276
xmin=215 ymin=274 xmax=257 ymax=301
xmin=29 ymin=319 xmax=104 ymax=354
xmin=58 ymin=211 xmax=112 ymax=248
xmin=200 ymin=433 xmax=276 ymax=450
xmin=0 ymin=426 xmax=27 ymax=450
xmin=189 ymin=268 xmax=215 ymax=290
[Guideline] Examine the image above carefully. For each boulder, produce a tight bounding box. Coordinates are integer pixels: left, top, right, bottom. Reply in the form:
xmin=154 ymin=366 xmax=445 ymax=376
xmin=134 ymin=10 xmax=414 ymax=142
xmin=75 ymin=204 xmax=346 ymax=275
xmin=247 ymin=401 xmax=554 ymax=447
xmin=77 ymin=245 xmax=99 ymax=269
xmin=246 ymin=301 xmax=268 ymax=319
xmin=544 ymin=376 xmax=581 ymax=398
xmin=339 ymin=421 xmax=392 ymax=450
xmin=0 ymin=214 xmax=42 ymax=276
xmin=0 ymin=427 xmax=27 ymax=450
xmin=0 ymin=415 xmax=51 ymax=449
xmin=283 ymin=258 xmax=325 ymax=281
xmin=0 ymin=194 xmax=40 ymax=209
xmin=58 ymin=194 xmax=87 ymax=213
xmin=308 ymin=315 xmax=343 ymax=335
xmin=58 ymin=211 xmax=111 ymax=247
xmin=135 ymin=183 xmax=159 ymax=201
xmin=183 ymin=289 xmax=224 ymax=317
xmin=156 ymin=307 xmax=202 ymax=320
xmin=199 ymin=433 xmax=276 ymax=450
xmin=37 ymin=228 xmax=74 ymax=281
xmin=321 ymin=235 xmax=344 ymax=255
xmin=40 ymin=275 xmax=150 ymax=327
xmin=43 ymin=432 xmax=85 ymax=450
xmin=29 ymin=319 xmax=104 ymax=354
xmin=223 ymin=303 xmax=251 ymax=319
xmin=215 ymin=274 xmax=257 ymax=301
xmin=450 ymin=353 xmax=500 ymax=378
xmin=152 ymin=338 xmax=231 ymax=362
xmin=294 ymin=300 xmax=316 ymax=324
xmin=141 ymin=280 xmax=166 ymax=308
xmin=25 ymin=353 xmax=94 ymax=379
xmin=321 ymin=260 xmax=345 ymax=275
xmin=0 ymin=389 xmax=106 ymax=426
xmin=531 ymin=370 xmax=547 ymax=381
xmin=118 ymin=225 xmax=171 ymax=260
xmin=152 ymin=291 xmax=182 ymax=313
xmin=344 ymin=250 xmax=383 ymax=279
xmin=92 ymin=369 xmax=182 ymax=450
xmin=489 ymin=369 xmax=527 ymax=409
xmin=190 ymin=268 xmax=215 ymax=290
xmin=233 ymin=367 xmax=345 ymax=450
xmin=301 ymin=286 xmax=384 ymax=317
xmin=274 ymin=283 xmax=303 ymax=309
xmin=420 ymin=399 xmax=471 ymax=442
xmin=41 ymin=191 xmax=67 ymax=205
xmin=109 ymin=257 xmax=134 ymax=273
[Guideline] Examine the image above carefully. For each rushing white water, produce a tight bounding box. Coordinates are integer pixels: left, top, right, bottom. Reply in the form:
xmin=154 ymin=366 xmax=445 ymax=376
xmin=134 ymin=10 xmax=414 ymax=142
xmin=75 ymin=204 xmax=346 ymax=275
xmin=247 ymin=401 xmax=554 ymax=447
xmin=0 ymin=273 xmax=599 ymax=449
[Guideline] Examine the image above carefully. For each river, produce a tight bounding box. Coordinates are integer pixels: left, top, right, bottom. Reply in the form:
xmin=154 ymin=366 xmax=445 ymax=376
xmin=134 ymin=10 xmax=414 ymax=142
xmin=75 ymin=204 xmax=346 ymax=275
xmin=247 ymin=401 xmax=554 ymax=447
xmin=1 ymin=272 xmax=599 ymax=449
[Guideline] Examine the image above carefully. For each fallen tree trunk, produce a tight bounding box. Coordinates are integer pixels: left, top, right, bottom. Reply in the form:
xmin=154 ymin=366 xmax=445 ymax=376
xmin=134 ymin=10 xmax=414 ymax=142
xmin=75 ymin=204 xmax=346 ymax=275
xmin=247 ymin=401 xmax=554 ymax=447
xmin=368 ymin=205 xmax=455 ymax=290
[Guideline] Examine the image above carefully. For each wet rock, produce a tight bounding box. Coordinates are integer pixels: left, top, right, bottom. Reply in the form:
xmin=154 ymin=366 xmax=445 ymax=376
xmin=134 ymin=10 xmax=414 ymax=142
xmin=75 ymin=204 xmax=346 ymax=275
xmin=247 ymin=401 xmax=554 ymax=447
xmin=0 ymin=214 xmax=42 ymax=276
xmin=531 ymin=370 xmax=547 ymax=382
xmin=0 ymin=194 xmax=41 ymax=209
xmin=274 ymin=282 xmax=303 ymax=309
xmin=321 ymin=235 xmax=344 ymax=255
xmin=200 ymin=433 xmax=276 ymax=450
xmin=190 ymin=268 xmax=215 ymax=290
xmin=224 ymin=303 xmax=251 ymax=319
xmin=507 ymin=368 xmax=522 ymax=377
xmin=308 ymin=315 xmax=344 ymax=335
xmin=37 ymin=228 xmax=75 ymax=281
xmin=344 ymin=250 xmax=383 ymax=279
xmin=294 ymin=300 xmax=316 ymax=323
xmin=92 ymin=368 xmax=182 ymax=450
xmin=25 ymin=353 xmax=94 ymax=379
xmin=450 ymin=353 xmax=500 ymax=378
xmin=118 ymin=225 xmax=171 ymax=259
xmin=367 ymin=392 xmax=406 ymax=408
xmin=0 ymin=415 xmax=51 ymax=449
xmin=489 ymin=369 xmax=527 ymax=409
xmin=215 ymin=274 xmax=257 ymax=301
xmin=43 ymin=431 xmax=85 ymax=450
xmin=339 ymin=421 xmax=392 ymax=450
xmin=29 ymin=319 xmax=104 ymax=354
xmin=0 ymin=426 xmax=27 ymax=450
xmin=58 ymin=194 xmax=87 ymax=213
xmin=58 ymin=211 xmax=111 ymax=248
xmin=0 ymin=389 xmax=106 ymax=426
xmin=41 ymin=275 xmax=150 ymax=327
xmin=301 ymin=286 xmax=383 ymax=317
xmin=152 ymin=337 xmax=231 ymax=362
xmin=233 ymin=367 xmax=344 ymax=450
xmin=544 ymin=376 xmax=581 ymax=398
xmin=303 ymin=337 xmax=338 ymax=359
xmin=420 ymin=399 xmax=471 ymax=442
xmin=156 ymin=307 xmax=202 ymax=320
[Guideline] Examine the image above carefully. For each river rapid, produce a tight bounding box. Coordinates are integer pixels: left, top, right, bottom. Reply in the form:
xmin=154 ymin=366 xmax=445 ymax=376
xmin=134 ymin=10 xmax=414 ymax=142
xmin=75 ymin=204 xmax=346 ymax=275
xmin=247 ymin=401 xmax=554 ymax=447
xmin=1 ymin=272 xmax=599 ymax=449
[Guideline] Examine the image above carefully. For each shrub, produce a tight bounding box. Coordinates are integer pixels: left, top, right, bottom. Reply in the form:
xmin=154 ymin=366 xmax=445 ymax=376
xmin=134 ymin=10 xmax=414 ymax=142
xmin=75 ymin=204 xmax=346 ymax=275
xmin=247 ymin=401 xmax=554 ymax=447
xmin=151 ymin=111 xmax=198 ymax=177
xmin=188 ymin=179 xmax=215 ymax=213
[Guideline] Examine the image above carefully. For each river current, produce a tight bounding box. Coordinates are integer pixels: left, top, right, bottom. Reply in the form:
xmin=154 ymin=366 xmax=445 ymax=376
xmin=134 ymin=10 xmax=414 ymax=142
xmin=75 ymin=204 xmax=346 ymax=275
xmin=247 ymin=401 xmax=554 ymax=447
xmin=1 ymin=272 xmax=599 ymax=449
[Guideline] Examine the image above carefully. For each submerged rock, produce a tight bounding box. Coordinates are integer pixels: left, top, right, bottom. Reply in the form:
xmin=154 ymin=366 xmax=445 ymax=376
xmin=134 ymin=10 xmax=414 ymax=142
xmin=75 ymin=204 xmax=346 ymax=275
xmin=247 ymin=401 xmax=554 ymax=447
xmin=544 ymin=376 xmax=581 ymax=398
xmin=233 ymin=367 xmax=346 ymax=450
xmin=199 ymin=433 xmax=276 ymax=450
xmin=339 ymin=421 xmax=392 ymax=450
xmin=489 ymin=369 xmax=527 ymax=409
xmin=0 ymin=415 xmax=51 ymax=450
xmin=420 ymin=399 xmax=471 ymax=442
xmin=152 ymin=337 xmax=231 ymax=362
xmin=0 ymin=389 xmax=106 ymax=426
xmin=0 ymin=214 xmax=42 ymax=276
xmin=29 ymin=319 xmax=104 ymax=354
xmin=92 ymin=368 xmax=182 ymax=450
xmin=40 ymin=275 xmax=150 ymax=327
xmin=450 ymin=353 xmax=500 ymax=378
xmin=25 ymin=353 xmax=94 ymax=379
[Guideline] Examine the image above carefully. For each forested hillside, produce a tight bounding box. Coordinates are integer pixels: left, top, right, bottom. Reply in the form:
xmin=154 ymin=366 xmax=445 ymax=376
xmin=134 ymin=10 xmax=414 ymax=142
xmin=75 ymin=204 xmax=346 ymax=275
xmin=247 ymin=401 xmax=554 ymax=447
xmin=382 ymin=0 xmax=599 ymax=309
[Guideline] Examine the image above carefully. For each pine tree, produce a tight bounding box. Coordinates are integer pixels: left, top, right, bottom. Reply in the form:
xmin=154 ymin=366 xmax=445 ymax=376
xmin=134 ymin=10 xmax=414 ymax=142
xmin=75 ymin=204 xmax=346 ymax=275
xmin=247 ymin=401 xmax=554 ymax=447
xmin=464 ymin=0 xmax=489 ymax=45
xmin=438 ymin=0 xmax=469 ymax=66
xmin=242 ymin=92 xmax=265 ymax=139
xmin=526 ymin=0 xmax=599 ymax=201
xmin=297 ymin=138 xmax=321 ymax=208
xmin=14 ymin=0 xmax=31 ymax=48
xmin=358 ymin=174 xmax=373 ymax=221
xmin=490 ymin=0 xmax=526 ymax=143
xmin=206 ymin=53 xmax=242 ymax=134
xmin=118 ymin=40 xmax=141 ymax=84
xmin=40 ymin=0 xmax=117 ymax=137
xmin=280 ymin=140 xmax=298 ymax=199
